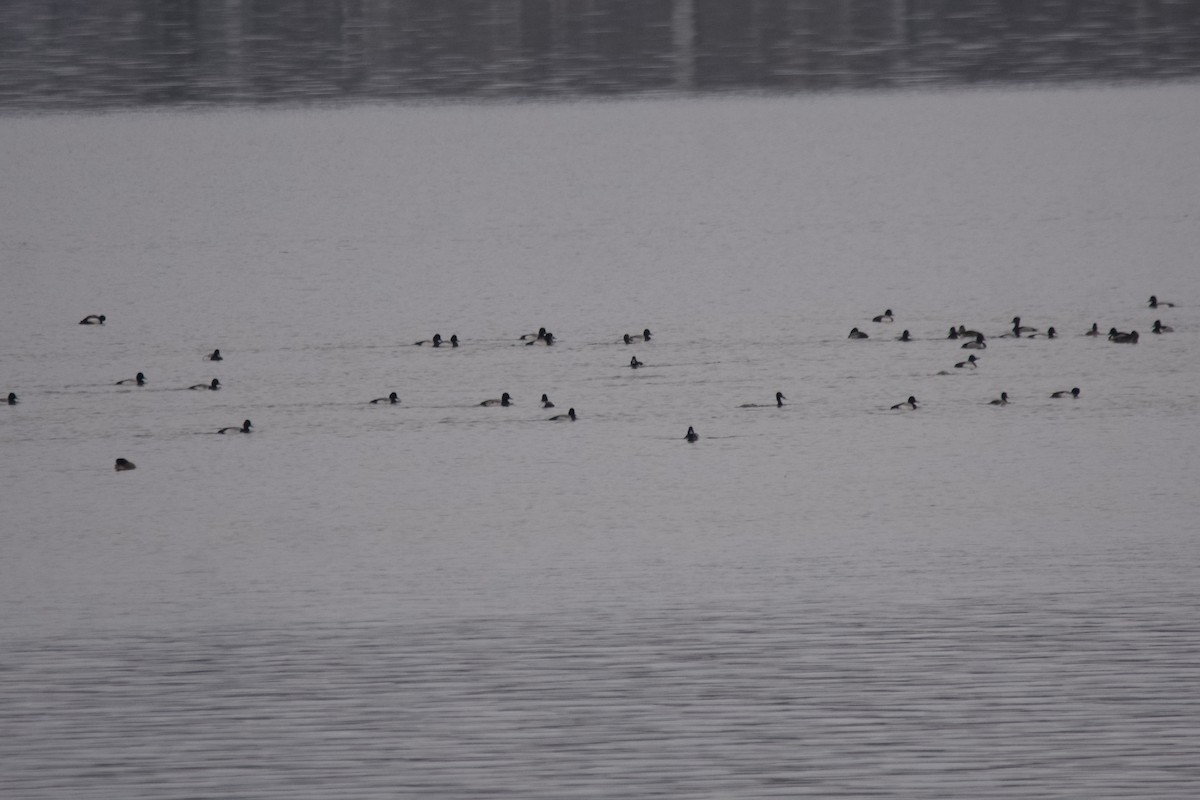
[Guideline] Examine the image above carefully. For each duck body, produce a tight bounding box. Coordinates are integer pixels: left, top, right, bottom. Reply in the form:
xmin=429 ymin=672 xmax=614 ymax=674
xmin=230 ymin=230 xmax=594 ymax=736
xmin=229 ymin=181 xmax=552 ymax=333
xmin=897 ymin=330 xmax=911 ymax=341
xmin=947 ymin=327 xmax=960 ymax=340
xmin=481 ymin=392 xmax=513 ymax=407
xmin=1085 ymin=323 xmax=1101 ymax=336
xmin=541 ymin=394 xmax=555 ymax=408
xmin=955 ymin=355 xmax=978 ymax=368
xmin=961 ymin=333 xmax=987 ymax=349
xmin=1011 ymin=316 xmax=1036 ymax=334
xmin=891 ymin=396 xmax=918 ymax=410
xmin=79 ymin=314 xmax=106 ymax=325
xmin=1051 ymin=388 xmax=1081 ymax=398
xmin=116 ymin=372 xmax=147 ymax=386
xmin=685 ymin=426 xmax=699 ymax=442
xmin=189 ymin=379 xmax=220 ymax=390
xmin=1028 ymin=326 xmax=1057 ymax=339
xmin=370 ymin=392 xmax=399 ymax=404
xmin=525 ymin=331 xmax=555 ymax=346
xmin=989 ymin=392 xmax=1010 ymax=406
xmin=848 ymin=327 xmax=869 ymax=339
xmin=1149 ymin=295 xmax=1174 ymax=308
xmin=1152 ymin=320 xmax=1173 ymax=334
xmin=549 ymin=408 xmax=576 ymax=421
xmin=872 ymin=309 xmax=894 ymax=323
xmin=521 ymin=327 xmax=547 ymax=341
xmin=6 ymin=392 xmax=17 ymax=405
xmin=1111 ymin=330 xmax=1139 ymax=344
xmin=218 ymin=419 xmax=253 ymax=434
xmin=630 ymin=356 xmax=643 ymax=369
xmin=206 ymin=349 xmax=222 ymax=361
xmin=114 ymin=458 xmax=136 ymax=471
xmin=414 ymin=334 xmax=442 ymax=347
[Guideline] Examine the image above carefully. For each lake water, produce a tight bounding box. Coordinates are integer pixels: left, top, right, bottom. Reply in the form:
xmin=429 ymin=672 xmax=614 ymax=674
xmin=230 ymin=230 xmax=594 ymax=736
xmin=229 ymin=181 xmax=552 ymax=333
xmin=3 ymin=63 xmax=1200 ymax=800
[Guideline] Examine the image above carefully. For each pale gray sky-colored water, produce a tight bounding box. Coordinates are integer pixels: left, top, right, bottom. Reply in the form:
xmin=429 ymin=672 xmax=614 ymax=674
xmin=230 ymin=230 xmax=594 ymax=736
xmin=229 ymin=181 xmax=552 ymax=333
xmin=2 ymin=85 xmax=1199 ymax=797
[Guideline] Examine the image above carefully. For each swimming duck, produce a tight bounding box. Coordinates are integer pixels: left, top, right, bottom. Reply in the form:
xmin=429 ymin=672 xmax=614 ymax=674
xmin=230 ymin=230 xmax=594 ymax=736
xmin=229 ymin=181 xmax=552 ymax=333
xmin=891 ymin=396 xmax=918 ymax=410
xmin=872 ymin=309 xmax=894 ymax=323
xmin=541 ymin=393 xmax=555 ymax=408
xmin=956 ymin=326 xmax=983 ymax=339
xmin=955 ymin=355 xmax=978 ymax=368
xmin=685 ymin=426 xmax=699 ymax=442
xmin=114 ymin=458 xmax=136 ymax=471
xmin=370 ymin=392 xmax=399 ymax=405
xmin=79 ymin=314 xmax=105 ymax=325
xmin=1051 ymin=387 xmax=1081 ymax=398
xmin=480 ymin=392 xmax=512 ymax=407
xmin=989 ymin=392 xmax=1010 ymax=406
xmin=447 ymin=334 xmax=459 ymax=347
xmin=1148 ymin=295 xmax=1174 ymax=308
xmin=848 ymin=327 xmax=869 ymax=339
xmin=6 ymin=392 xmax=16 ymax=405
xmin=525 ymin=331 xmax=555 ymax=346
xmin=521 ymin=327 xmax=547 ymax=341
xmin=641 ymin=328 xmax=652 ymax=341
xmin=1110 ymin=330 xmax=1139 ymax=344
xmin=947 ymin=327 xmax=960 ymax=340
xmin=1084 ymin=323 xmax=1101 ymax=336
xmin=897 ymin=329 xmax=911 ymax=342
xmin=414 ymin=334 xmax=442 ymax=347
xmin=549 ymin=408 xmax=576 ymax=421
xmin=218 ymin=419 xmax=252 ymax=434
xmin=206 ymin=349 xmax=223 ymax=361
xmin=630 ymin=356 xmax=643 ymax=369
xmin=1027 ymin=326 xmax=1057 ymax=339
xmin=1011 ymin=316 xmax=1036 ymax=335
xmin=189 ymin=379 xmax=220 ymax=390
xmin=1152 ymin=320 xmax=1173 ymax=334
xmin=740 ymin=392 xmax=786 ymax=408
xmin=961 ymin=333 xmax=987 ymax=349
xmin=115 ymin=372 xmax=146 ymax=386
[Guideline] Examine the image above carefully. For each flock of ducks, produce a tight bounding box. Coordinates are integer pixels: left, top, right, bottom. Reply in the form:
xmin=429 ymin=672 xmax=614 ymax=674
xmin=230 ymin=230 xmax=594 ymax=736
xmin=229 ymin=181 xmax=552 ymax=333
xmin=7 ymin=298 xmax=1179 ymax=465
xmin=841 ymin=296 xmax=1178 ymax=413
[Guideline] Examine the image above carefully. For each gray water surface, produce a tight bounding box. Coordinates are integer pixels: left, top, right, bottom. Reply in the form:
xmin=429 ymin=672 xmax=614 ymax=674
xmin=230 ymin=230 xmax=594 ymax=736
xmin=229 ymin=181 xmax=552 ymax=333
xmin=2 ymin=85 xmax=1199 ymax=797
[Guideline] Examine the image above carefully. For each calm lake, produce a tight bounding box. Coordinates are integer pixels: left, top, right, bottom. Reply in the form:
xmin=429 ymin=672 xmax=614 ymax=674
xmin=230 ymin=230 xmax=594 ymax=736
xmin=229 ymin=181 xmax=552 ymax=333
xmin=3 ymin=3 xmax=1200 ymax=798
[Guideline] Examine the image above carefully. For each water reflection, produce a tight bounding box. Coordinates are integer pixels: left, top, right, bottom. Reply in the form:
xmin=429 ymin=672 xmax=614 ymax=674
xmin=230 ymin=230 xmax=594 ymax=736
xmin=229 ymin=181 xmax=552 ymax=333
xmin=1 ymin=0 xmax=1199 ymax=109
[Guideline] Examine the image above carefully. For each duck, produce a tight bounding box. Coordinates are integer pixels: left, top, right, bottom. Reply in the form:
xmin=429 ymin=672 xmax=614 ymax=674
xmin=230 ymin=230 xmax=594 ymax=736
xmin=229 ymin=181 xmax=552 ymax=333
xmin=961 ymin=333 xmax=987 ymax=349
xmin=446 ymin=334 xmax=459 ymax=347
xmin=989 ymin=392 xmax=1010 ymax=406
xmin=1051 ymin=387 xmax=1081 ymax=399
xmin=630 ymin=356 xmax=643 ymax=369
xmin=872 ymin=309 xmax=894 ymax=323
xmin=1152 ymin=320 xmax=1173 ymax=334
xmin=1010 ymin=316 xmax=1036 ymax=335
xmin=540 ymin=394 xmax=555 ymax=408
xmin=79 ymin=314 xmax=106 ymax=325
xmin=1110 ymin=330 xmax=1139 ymax=344
xmin=549 ymin=408 xmax=576 ymax=421
xmin=740 ymin=392 xmax=786 ymax=408
xmin=114 ymin=458 xmax=136 ymax=471
xmin=414 ymin=333 xmax=442 ymax=347
xmin=1027 ymin=326 xmax=1057 ymax=339
xmin=520 ymin=327 xmax=547 ymax=341
xmin=955 ymin=355 xmax=978 ymax=369
xmin=685 ymin=426 xmax=699 ymax=442
xmin=1148 ymin=295 xmax=1174 ymax=308
xmin=525 ymin=331 xmax=555 ymax=346
xmin=189 ymin=379 xmax=220 ymax=390
xmin=115 ymin=372 xmax=146 ymax=386
xmin=896 ymin=329 xmax=911 ymax=342
xmin=206 ymin=349 xmax=222 ymax=361
xmin=480 ymin=392 xmax=512 ymax=407
xmin=6 ymin=392 xmax=17 ymax=405
xmin=947 ymin=327 xmax=960 ymax=340
xmin=848 ymin=327 xmax=869 ymax=339
xmin=1085 ymin=323 xmax=1102 ymax=336
xmin=891 ymin=396 xmax=918 ymax=410
xmin=218 ymin=419 xmax=252 ymax=434
xmin=956 ymin=325 xmax=984 ymax=339
xmin=369 ymin=392 xmax=399 ymax=405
